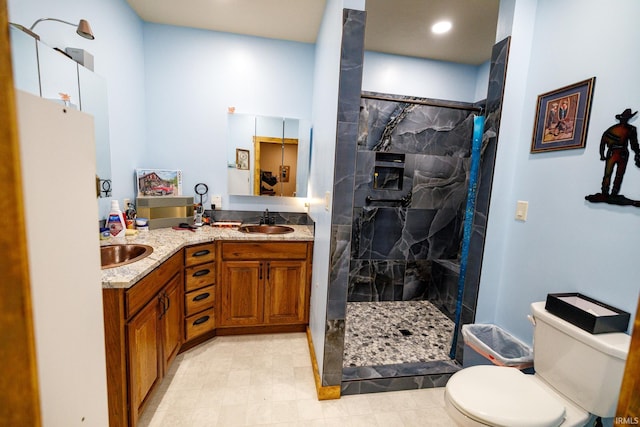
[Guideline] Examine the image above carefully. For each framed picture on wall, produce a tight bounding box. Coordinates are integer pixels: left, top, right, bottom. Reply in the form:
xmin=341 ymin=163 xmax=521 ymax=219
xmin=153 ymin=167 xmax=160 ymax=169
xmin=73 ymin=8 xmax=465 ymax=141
xmin=531 ymin=77 xmax=596 ymax=153
xmin=136 ymin=169 xmax=182 ymax=197
xmin=236 ymin=149 xmax=250 ymax=170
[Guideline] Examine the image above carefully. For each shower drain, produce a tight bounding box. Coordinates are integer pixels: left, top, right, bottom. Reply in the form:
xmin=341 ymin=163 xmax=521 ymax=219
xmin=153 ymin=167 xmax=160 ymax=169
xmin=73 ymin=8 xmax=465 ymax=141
xmin=399 ymin=329 xmax=413 ymax=336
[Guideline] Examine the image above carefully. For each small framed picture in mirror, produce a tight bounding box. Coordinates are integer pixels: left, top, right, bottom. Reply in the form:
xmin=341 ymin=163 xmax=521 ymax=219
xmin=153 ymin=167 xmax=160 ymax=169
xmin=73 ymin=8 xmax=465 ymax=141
xmin=280 ymin=165 xmax=290 ymax=182
xmin=236 ymin=149 xmax=250 ymax=170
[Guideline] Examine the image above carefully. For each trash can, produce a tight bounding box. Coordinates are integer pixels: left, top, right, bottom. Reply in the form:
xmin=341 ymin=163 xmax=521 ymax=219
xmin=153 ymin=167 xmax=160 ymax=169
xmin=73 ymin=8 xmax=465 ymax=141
xmin=461 ymin=324 xmax=533 ymax=370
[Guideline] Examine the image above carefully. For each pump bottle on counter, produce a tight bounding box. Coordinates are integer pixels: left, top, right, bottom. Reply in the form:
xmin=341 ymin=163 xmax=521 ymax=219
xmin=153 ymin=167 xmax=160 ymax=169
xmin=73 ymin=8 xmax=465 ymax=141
xmin=106 ymin=200 xmax=126 ymax=240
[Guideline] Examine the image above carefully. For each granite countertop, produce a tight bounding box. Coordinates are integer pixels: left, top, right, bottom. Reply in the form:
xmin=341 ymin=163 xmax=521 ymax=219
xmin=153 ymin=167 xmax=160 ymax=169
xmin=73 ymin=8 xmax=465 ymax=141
xmin=101 ymin=224 xmax=314 ymax=289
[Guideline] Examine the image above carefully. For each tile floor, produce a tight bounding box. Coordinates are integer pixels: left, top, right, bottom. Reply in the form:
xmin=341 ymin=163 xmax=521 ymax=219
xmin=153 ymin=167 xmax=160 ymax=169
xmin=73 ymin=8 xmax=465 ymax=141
xmin=138 ymin=332 xmax=456 ymax=427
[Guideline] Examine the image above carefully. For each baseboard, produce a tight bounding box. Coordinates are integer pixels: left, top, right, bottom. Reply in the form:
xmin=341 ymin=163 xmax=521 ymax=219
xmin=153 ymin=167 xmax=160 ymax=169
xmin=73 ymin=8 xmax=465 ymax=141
xmin=306 ymin=326 xmax=341 ymax=400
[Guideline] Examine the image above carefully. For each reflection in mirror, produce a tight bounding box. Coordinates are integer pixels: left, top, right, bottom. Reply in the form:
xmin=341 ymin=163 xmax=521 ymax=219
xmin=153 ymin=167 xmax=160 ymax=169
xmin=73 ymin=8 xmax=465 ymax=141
xmin=78 ymin=66 xmax=112 ymax=197
xmin=227 ymin=114 xmax=310 ymax=198
xmin=9 ymin=26 xmax=40 ymax=95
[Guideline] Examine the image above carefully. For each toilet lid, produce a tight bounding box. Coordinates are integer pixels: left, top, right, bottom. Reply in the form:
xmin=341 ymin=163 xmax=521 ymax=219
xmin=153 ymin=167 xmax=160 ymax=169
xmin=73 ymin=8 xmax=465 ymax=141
xmin=446 ymin=365 xmax=565 ymax=427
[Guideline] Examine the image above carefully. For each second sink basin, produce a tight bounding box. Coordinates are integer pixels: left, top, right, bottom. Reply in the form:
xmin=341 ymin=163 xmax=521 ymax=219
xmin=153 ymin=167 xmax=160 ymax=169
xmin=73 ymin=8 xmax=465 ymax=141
xmin=238 ymin=225 xmax=295 ymax=234
xmin=101 ymin=244 xmax=154 ymax=269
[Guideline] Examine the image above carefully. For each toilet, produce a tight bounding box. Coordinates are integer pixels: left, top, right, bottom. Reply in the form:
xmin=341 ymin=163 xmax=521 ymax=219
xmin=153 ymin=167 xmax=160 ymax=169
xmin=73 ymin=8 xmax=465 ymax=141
xmin=444 ymin=301 xmax=631 ymax=426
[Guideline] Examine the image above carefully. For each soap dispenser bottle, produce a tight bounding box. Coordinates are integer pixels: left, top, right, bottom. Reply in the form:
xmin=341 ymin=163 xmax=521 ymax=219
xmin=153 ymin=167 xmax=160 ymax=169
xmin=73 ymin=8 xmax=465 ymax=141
xmin=106 ymin=200 xmax=126 ymax=239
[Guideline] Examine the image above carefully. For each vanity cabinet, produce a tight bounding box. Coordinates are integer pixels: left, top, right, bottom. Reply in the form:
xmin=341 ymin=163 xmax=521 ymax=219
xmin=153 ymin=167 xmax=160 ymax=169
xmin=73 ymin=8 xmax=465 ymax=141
xmin=218 ymin=242 xmax=312 ymax=330
xmin=103 ymin=251 xmax=183 ymax=427
xmin=183 ymin=243 xmax=216 ymax=344
xmin=127 ymin=272 xmax=182 ymax=422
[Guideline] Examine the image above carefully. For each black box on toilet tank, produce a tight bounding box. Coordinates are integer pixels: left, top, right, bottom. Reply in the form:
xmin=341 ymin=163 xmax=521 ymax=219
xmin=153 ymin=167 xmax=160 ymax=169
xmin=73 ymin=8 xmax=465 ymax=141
xmin=545 ymin=293 xmax=630 ymax=334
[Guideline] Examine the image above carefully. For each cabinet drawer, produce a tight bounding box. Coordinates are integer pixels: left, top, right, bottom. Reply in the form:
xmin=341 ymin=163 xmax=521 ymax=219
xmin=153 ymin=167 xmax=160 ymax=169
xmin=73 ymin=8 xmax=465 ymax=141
xmin=184 ymin=243 xmax=215 ymax=267
xmin=185 ymin=262 xmax=215 ymax=292
xmin=185 ymin=285 xmax=215 ymax=316
xmin=125 ymin=250 xmax=182 ymax=319
xmin=185 ymin=308 xmax=215 ymax=341
xmin=222 ymin=242 xmax=308 ymax=260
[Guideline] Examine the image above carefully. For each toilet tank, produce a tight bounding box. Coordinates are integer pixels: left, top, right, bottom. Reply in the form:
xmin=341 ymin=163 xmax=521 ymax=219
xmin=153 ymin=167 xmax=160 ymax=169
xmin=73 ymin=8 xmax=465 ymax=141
xmin=531 ymin=301 xmax=630 ymax=417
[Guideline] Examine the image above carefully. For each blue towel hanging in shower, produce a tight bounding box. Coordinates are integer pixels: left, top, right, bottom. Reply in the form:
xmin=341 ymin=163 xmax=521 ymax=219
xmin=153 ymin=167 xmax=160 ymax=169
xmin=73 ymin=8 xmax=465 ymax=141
xmin=450 ymin=115 xmax=485 ymax=359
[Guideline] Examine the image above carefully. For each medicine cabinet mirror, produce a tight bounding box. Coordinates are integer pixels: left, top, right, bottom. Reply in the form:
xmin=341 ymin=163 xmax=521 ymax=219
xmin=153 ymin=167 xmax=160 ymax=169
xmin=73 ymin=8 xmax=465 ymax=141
xmin=227 ymin=113 xmax=310 ymax=198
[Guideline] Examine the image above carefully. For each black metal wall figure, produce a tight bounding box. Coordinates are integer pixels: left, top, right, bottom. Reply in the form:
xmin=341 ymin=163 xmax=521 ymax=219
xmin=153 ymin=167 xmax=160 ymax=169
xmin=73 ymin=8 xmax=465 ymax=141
xmin=586 ymin=108 xmax=640 ymax=207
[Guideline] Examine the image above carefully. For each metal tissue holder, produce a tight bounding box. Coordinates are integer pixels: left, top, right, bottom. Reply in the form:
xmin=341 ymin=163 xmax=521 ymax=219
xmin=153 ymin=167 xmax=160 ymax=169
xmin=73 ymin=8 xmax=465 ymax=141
xmin=545 ymin=293 xmax=630 ymax=334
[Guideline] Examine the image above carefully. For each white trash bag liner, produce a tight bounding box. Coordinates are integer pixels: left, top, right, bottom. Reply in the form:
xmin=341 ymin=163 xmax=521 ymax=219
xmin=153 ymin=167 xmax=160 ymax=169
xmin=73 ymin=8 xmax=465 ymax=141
xmin=462 ymin=324 xmax=533 ymax=369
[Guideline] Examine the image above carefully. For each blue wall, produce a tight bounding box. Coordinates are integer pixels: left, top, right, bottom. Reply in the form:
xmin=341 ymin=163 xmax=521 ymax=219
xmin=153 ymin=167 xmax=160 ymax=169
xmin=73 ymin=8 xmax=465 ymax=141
xmin=363 ymin=51 xmax=485 ymax=103
xmin=141 ymin=23 xmax=315 ymax=210
xmin=8 ymin=0 xmax=147 ymax=219
xmin=479 ymin=0 xmax=640 ymax=344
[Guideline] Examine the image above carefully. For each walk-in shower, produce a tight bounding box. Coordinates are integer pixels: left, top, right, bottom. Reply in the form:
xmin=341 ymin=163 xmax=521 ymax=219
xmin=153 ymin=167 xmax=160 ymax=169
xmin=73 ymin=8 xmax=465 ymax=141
xmin=342 ymin=91 xmax=483 ymax=383
xmin=318 ymin=7 xmax=510 ymax=394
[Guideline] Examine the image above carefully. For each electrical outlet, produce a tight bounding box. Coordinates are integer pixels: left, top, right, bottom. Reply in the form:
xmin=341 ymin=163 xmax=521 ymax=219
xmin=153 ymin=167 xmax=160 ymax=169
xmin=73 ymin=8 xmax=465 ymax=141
xmin=324 ymin=191 xmax=331 ymax=211
xmin=210 ymin=195 xmax=222 ymax=210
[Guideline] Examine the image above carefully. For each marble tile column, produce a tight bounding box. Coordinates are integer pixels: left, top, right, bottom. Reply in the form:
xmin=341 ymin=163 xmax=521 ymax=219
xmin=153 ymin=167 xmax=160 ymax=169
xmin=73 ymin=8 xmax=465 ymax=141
xmin=454 ymin=37 xmax=511 ymax=363
xmin=321 ymin=8 xmax=366 ymax=387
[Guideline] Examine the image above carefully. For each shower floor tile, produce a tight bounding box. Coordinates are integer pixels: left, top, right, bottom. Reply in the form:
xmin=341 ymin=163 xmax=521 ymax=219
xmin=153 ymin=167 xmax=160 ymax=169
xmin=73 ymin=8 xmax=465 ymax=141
xmin=344 ymin=301 xmax=455 ymax=368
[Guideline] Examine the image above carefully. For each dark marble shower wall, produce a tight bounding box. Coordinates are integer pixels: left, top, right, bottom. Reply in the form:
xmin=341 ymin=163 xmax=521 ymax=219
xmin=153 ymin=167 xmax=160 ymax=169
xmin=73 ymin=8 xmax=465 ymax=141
xmin=349 ymin=94 xmax=477 ymax=320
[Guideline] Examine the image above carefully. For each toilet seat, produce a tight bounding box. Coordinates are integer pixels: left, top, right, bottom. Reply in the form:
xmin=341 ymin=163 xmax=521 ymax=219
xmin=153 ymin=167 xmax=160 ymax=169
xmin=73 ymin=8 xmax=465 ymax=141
xmin=445 ymin=365 xmax=566 ymax=427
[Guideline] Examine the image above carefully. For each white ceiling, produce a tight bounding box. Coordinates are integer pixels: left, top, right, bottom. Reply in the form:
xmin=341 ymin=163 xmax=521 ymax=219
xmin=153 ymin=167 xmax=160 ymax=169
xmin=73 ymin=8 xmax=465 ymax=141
xmin=126 ymin=0 xmax=499 ymax=65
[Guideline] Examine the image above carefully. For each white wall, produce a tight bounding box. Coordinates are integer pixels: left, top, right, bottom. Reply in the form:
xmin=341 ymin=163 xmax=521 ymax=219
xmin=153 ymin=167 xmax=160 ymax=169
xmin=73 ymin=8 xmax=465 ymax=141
xmin=141 ymin=23 xmax=315 ymax=211
xmin=478 ymin=0 xmax=640 ymax=344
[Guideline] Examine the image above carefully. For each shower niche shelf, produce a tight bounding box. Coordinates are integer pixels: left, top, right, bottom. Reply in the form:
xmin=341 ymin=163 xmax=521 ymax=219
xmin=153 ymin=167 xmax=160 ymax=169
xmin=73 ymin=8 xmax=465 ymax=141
xmin=373 ymin=152 xmax=405 ymax=190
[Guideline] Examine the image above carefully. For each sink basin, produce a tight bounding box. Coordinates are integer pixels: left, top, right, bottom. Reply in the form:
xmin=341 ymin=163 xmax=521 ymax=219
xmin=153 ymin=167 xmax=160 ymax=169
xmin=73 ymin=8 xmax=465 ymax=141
xmin=101 ymin=244 xmax=153 ymax=269
xmin=238 ymin=225 xmax=295 ymax=234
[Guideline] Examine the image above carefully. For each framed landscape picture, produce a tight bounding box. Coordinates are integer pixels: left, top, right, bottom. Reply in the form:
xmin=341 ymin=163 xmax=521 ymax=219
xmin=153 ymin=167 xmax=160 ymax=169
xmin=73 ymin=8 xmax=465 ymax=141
xmin=136 ymin=169 xmax=182 ymax=197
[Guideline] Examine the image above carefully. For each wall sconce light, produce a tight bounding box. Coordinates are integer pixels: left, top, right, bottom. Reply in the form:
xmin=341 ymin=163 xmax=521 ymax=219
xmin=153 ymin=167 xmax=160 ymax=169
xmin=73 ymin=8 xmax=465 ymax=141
xmin=10 ymin=18 xmax=95 ymax=41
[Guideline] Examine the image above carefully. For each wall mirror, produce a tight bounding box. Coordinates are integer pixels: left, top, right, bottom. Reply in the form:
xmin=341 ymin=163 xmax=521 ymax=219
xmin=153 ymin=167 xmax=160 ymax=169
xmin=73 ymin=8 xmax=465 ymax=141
xmin=227 ymin=113 xmax=310 ymax=198
xmin=9 ymin=26 xmax=112 ymax=198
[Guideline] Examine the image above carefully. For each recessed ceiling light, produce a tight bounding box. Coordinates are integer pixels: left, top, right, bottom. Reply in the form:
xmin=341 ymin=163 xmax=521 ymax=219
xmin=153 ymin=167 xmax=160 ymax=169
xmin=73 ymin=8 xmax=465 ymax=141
xmin=431 ymin=20 xmax=452 ymax=34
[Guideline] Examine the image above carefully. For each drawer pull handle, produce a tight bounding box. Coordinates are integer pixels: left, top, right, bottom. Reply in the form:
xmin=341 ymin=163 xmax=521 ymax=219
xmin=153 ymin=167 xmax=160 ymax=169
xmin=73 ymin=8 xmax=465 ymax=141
xmin=193 ymin=292 xmax=210 ymax=302
xmin=192 ymin=249 xmax=210 ymax=257
xmin=193 ymin=315 xmax=210 ymax=326
xmin=193 ymin=269 xmax=210 ymax=277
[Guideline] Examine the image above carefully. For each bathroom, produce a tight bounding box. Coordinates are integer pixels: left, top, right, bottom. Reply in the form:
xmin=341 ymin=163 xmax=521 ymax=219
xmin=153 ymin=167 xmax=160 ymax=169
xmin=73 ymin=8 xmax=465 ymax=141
xmin=3 ymin=0 xmax=640 ymax=425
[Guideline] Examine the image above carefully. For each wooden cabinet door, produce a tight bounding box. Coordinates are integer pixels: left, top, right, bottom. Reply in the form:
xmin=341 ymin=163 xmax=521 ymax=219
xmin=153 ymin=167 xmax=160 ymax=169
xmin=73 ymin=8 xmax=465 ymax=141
xmin=160 ymin=273 xmax=183 ymax=374
xmin=264 ymin=260 xmax=307 ymax=324
xmin=220 ymin=261 xmax=263 ymax=326
xmin=126 ymin=297 xmax=161 ymax=426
